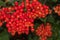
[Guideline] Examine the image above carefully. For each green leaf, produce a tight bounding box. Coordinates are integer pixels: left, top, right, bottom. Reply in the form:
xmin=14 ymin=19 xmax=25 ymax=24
xmin=28 ymin=35 xmax=33 ymax=40
xmin=47 ymin=15 xmax=55 ymax=24
xmin=57 ymin=30 xmax=60 ymax=40
xmin=0 ymin=1 xmax=5 ymax=6
xmin=34 ymin=23 xmax=40 ymax=29
xmin=40 ymin=18 xmax=47 ymax=23
xmin=0 ymin=29 xmax=9 ymax=40
xmin=52 ymin=0 xmax=57 ymax=2
xmin=33 ymin=36 xmax=39 ymax=40
xmin=28 ymin=33 xmax=39 ymax=40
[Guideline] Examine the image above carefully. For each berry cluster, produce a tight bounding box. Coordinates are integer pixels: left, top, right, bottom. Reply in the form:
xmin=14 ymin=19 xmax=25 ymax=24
xmin=36 ymin=23 xmax=52 ymax=40
xmin=0 ymin=0 xmax=50 ymax=36
xmin=54 ymin=4 xmax=60 ymax=16
xmin=6 ymin=17 xmax=34 ymax=36
xmin=26 ymin=0 xmax=49 ymax=18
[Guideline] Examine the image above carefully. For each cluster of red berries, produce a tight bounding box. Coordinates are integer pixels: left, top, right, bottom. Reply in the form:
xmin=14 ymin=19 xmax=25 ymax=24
xmin=26 ymin=0 xmax=49 ymax=18
xmin=54 ymin=4 xmax=60 ymax=16
xmin=6 ymin=17 xmax=34 ymax=36
xmin=36 ymin=23 xmax=52 ymax=40
xmin=0 ymin=0 xmax=50 ymax=36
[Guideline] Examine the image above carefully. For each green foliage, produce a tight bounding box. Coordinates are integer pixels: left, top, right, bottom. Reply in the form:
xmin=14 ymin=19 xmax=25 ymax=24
xmin=47 ymin=15 xmax=55 ymax=24
xmin=52 ymin=0 xmax=57 ymax=2
xmin=28 ymin=33 xmax=39 ymax=40
xmin=0 ymin=29 xmax=9 ymax=40
xmin=0 ymin=1 xmax=5 ymax=6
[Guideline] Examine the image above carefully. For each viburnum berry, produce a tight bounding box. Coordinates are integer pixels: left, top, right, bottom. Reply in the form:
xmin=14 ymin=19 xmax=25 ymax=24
xmin=54 ymin=4 xmax=60 ymax=16
xmin=14 ymin=1 xmax=18 ymax=6
xmin=36 ymin=23 xmax=52 ymax=40
xmin=11 ymin=30 xmax=16 ymax=36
